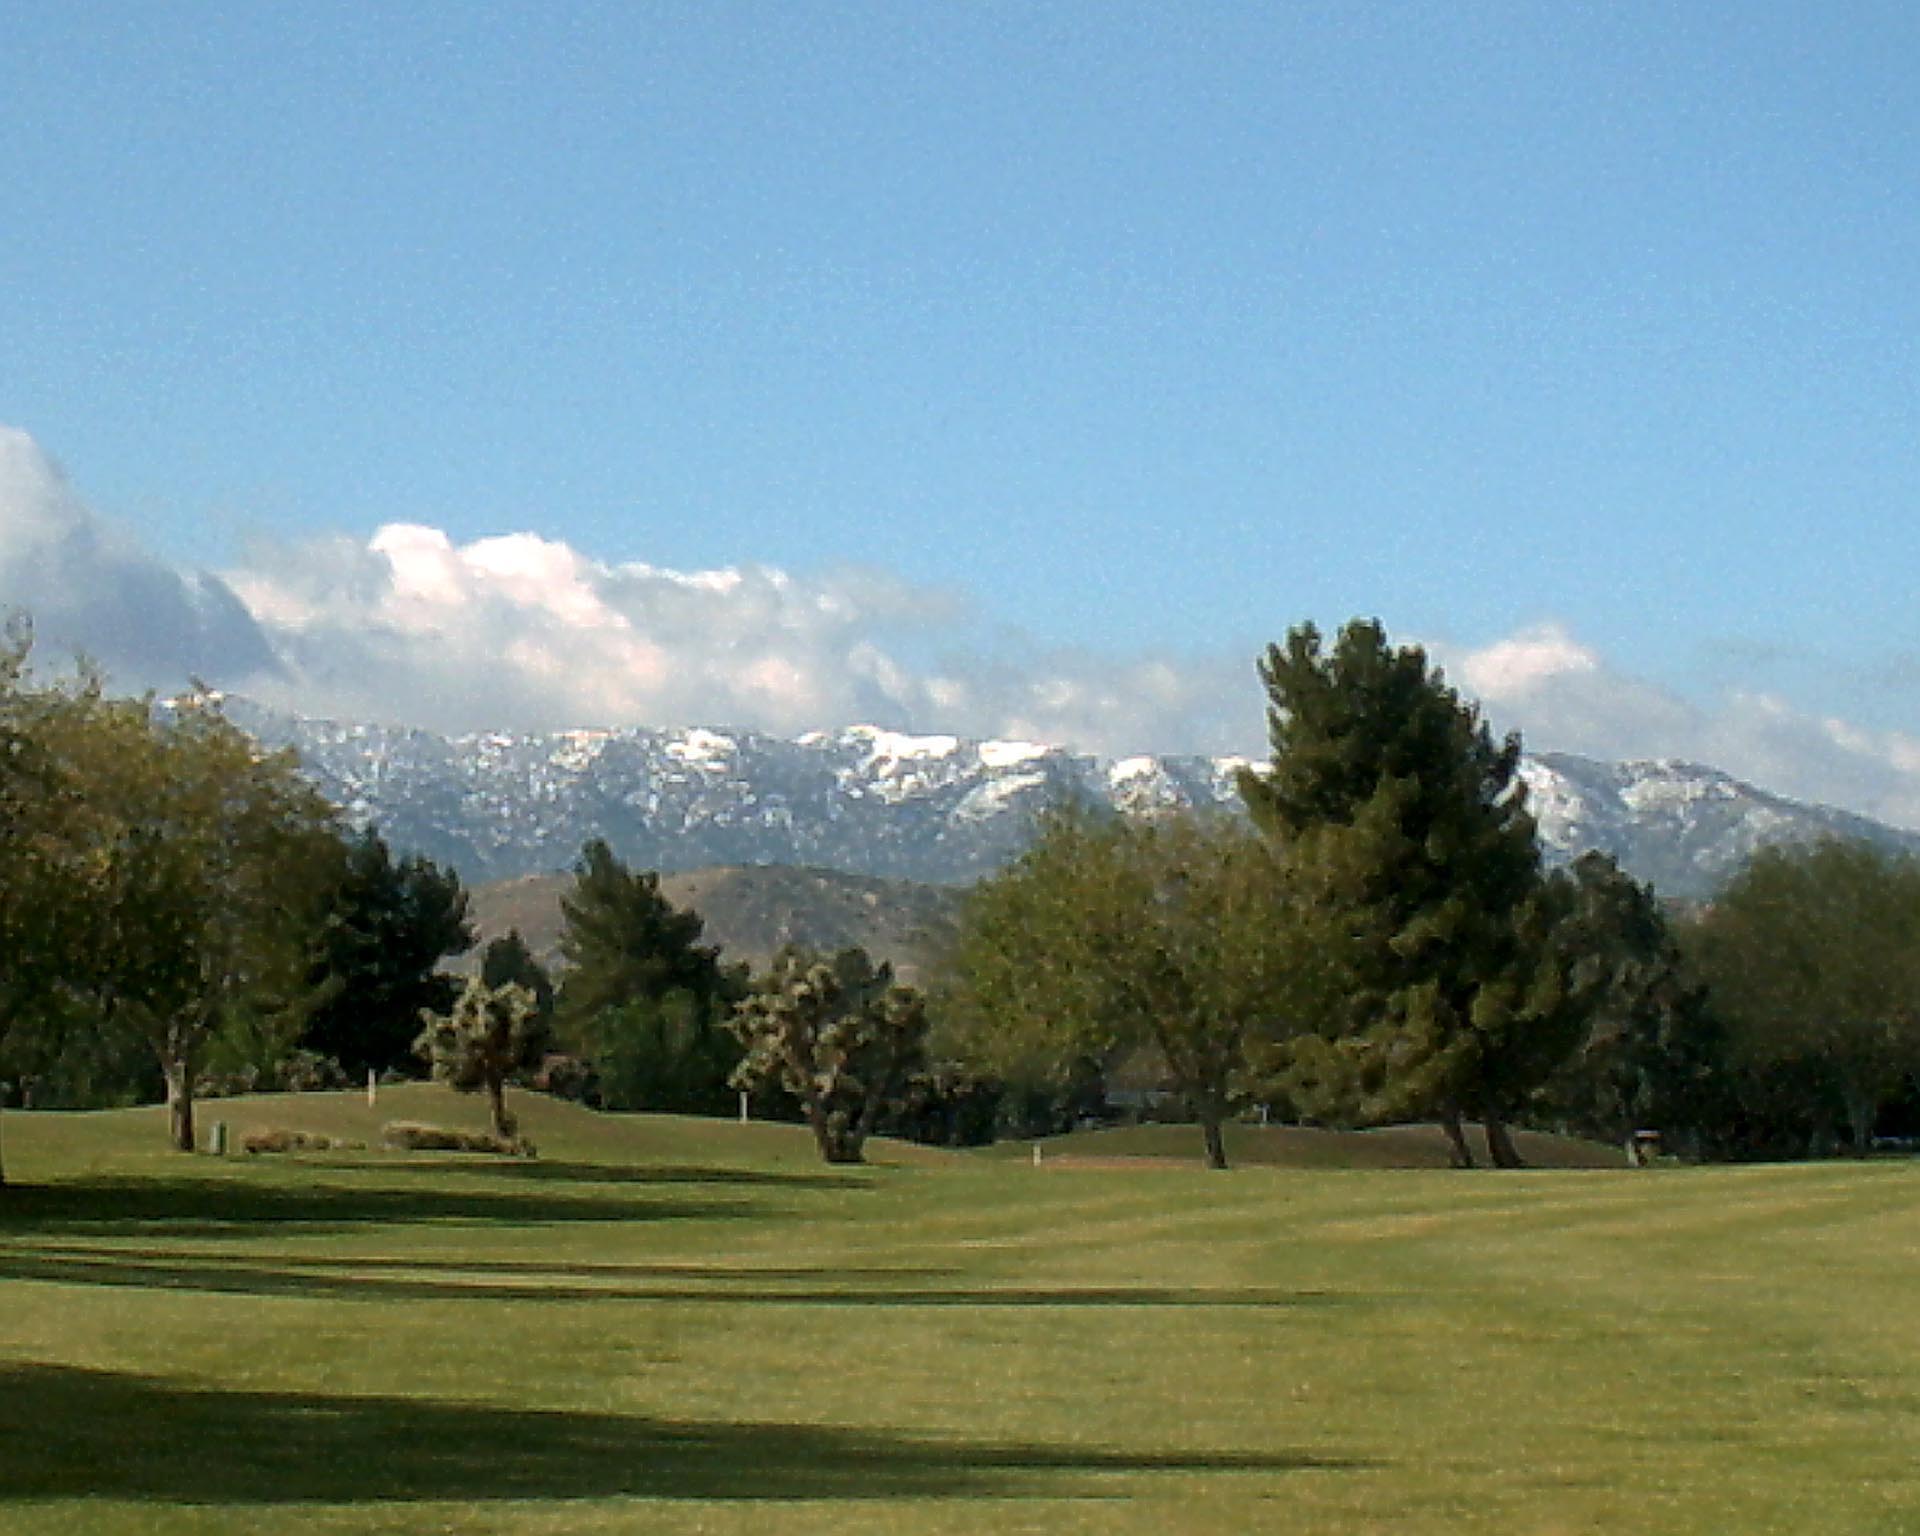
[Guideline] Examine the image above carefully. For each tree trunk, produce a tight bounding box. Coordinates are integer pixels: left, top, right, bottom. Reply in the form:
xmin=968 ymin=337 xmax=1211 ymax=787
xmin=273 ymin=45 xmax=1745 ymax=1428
xmin=1483 ymin=1106 xmax=1525 ymax=1169
xmin=1843 ymin=1088 xmax=1877 ymax=1157
xmin=802 ymin=1093 xmax=864 ymax=1164
xmin=1441 ymin=1106 xmax=1475 ymax=1169
xmin=165 ymin=1058 xmax=196 ymax=1153
xmin=1199 ymin=1113 xmax=1229 ymax=1171
xmin=486 ymin=1076 xmax=512 ymax=1141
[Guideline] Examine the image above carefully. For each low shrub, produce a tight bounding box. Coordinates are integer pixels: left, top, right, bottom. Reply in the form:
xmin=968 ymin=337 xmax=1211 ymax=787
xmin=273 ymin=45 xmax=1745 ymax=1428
xmin=380 ymin=1120 xmax=536 ymax=1157
xmin=240 ymin=1127 xmax=363 ymax=1154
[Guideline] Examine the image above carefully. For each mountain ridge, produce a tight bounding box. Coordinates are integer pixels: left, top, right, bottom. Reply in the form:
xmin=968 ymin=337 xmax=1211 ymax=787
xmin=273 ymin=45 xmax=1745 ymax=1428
xmin=215 ymin=698 xmax=1920 ymax=903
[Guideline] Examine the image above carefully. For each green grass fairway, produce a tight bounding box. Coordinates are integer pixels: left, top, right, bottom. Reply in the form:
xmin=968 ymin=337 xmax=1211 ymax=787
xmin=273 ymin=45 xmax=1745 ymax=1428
xmin=2 ymin=1090 xmax=1918 ymax=1534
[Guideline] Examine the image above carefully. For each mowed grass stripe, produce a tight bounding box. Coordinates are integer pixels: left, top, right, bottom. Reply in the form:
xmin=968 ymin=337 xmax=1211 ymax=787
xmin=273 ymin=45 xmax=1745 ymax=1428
xmin=2 ymin=1095 xmax=1919 ymax=1534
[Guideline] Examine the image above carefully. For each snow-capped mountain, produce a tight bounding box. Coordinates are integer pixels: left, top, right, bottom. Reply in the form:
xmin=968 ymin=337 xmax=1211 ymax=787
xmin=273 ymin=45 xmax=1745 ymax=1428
xmin=222 ymin=700 xmax=1920 ymax=901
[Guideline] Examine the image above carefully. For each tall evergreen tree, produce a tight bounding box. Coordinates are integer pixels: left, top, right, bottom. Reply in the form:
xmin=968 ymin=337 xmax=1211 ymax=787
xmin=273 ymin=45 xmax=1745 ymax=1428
xmin=1238 ymin=619 xmax=1551 ymax=1166
xmin=555 ymin=839 xmax=744 ymax=1111
xmin=480 ymin=929 xmax=556 ymax=1023
xmin=302 ymin=830 xmax=475 ymax=1078
xmin=1542 ymin=854 xmax=1727 ymax=1154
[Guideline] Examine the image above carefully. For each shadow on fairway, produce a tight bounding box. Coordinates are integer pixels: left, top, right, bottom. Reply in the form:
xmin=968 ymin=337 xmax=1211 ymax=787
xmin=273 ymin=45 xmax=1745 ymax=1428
xmin=477 ymin=1158 xmax=873 ymax=1190
xmin=0 ymin=1169 xmax=792 ymax=1239
xmin=0 ymin=1241 xmax=1364 ymax=1310
xmin=0 ymin=1362 xmax=1369 ymax=1503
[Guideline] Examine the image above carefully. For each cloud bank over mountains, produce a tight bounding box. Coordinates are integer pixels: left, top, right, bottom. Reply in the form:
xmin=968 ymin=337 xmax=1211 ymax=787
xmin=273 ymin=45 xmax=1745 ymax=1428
xmin=3 ymin=425 xmax=1917 ymax=831
xmin=0 ymin=429 xmax=284 ymax=689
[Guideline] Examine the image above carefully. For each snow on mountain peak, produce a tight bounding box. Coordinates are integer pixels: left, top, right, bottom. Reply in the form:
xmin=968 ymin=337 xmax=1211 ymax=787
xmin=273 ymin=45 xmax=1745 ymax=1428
xmin=978 ymin=739 xmax=1049 ymax=769
xmin=845 ymin=726 xmax=963 ymax=765
xmin=666 ymin=728 xmax=738 ymax=765
xmin=213 ymin=701 xmax=1920 ymax=900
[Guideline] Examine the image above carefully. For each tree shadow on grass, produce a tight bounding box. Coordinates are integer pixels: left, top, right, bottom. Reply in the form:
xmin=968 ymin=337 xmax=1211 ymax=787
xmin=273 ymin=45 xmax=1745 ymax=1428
xmin=0 ymin=1242 xmax=1365 ymax=1310
xmin=0 ymin=1362 xmax=1370 ymax=1504
xmin=476 ymin=1159 xmax=873 ymax=1190
xmin=0 ymin=1173 xmax=765 ymax=1240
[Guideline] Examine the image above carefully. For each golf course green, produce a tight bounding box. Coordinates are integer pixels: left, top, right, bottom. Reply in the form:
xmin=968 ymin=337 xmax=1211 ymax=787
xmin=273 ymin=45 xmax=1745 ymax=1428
xmin=1 ymin=1085 xmax=1915 ymax=1534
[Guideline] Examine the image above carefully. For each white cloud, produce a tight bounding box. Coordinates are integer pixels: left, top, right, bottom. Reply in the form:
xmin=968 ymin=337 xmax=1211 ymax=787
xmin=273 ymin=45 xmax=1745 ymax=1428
xmin=4 ymin=426 xmax=1918 ymax=831
xmin=1457 ymin=622 xmax=1601 ymax=696
xmin=0 ymin=428 xmax=283 ymax=689
xmin=1443 ymin=625 xmax=1920 ymax=832
xmin=225 ymin=514 xmax=1259 ymax=756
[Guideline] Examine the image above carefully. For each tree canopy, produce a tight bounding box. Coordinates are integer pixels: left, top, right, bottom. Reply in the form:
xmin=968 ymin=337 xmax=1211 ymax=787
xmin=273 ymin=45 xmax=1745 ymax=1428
xmin=1237 ymin=619 xmax=1554 ymax=1166
xmin=1688 ymin=838 xmax=1920 ymax=1154
xmin=555 ymin=839 xmax=745 ymax=1112
xmin=302 ymin=829 xmax=474 ymax=1078
xmin=943 ymin=803 xmax=1315 ymax=1167
xmin=74 ymin=691 xmax=342 ymax=1150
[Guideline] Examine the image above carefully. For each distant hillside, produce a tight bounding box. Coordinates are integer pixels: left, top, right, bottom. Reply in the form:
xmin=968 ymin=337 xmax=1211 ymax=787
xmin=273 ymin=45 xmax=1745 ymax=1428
xmin=465 ymin=864 xmax=965 ymax=984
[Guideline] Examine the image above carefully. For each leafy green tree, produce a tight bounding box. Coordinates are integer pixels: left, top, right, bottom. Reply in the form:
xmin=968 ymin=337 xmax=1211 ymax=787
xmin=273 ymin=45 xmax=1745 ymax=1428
xmin=1688 ymin=838 xmax=1920 ymax=1155
xmin=942 ymin=804 xmax=1311 ymax=1169
xmin=302 ymin=830 xmax=475 ymax=1077
xmin=730 ymin=946 xmax=929 ymax=1164
xmin=78 ymin=692 xmax=342 ymax=1151
xmin=1238 ymin=619 xmax=1552 ymax=1167
xmin=0 ymin=632 xmax=114 ymax=1162
xmin=415 ymin=976 xmax=545 ymax=1141
xmin=555 ymin=839 xmax=744 ymax=1112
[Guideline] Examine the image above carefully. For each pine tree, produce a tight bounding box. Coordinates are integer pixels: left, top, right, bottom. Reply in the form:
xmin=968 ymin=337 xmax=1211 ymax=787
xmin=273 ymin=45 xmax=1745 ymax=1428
xmin=554 ymin=840 xmax=744 ymax=1112
xmin=303 ymin=830 xmax=475 ymax=1077
xmin=480 ymin=929 xmax=555 ymax=1023
xmin=1238 ymin=619 xmax=1548 ymax=1167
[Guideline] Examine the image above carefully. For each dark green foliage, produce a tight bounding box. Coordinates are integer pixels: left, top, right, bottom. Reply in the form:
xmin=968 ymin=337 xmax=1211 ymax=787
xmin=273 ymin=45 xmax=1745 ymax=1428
xmin=303 ymin=830 xmax=475 ymax=1078
xmin=0 ymin=634 xmax=127 ymax=1125
xmin=881 ymin=1060 xmax=1004 ymax=1148
xmin=480 ymin=929 xmax=555 ymax=1021
xmin=414 ymin=977 xmax=547 ymax=1142
xmin=1687 ymin=838 xmax=1920 ymax=1155
xmin=586 ymin=990 xmax=742 ymax=1114
xmin=554 ymin=840 xmax=746 ymax=1112
xmin=558 ymin=840 xmax=733 ymax=1018
xmin=0 ymin=645 xmax=343 ymax=1152
xmin=730 ymin=946 xmax=930 ymax=1164
xmin=1540 ymin=855 xmax=1727 ymax=1152
xmin=1238 ymin=620 xmax=1554 ymax=1166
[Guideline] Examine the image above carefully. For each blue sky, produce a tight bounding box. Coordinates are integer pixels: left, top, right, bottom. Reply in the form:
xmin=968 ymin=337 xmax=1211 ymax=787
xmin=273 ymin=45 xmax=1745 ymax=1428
xmin=3 ymin=3 xmax=1918 ymax=823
